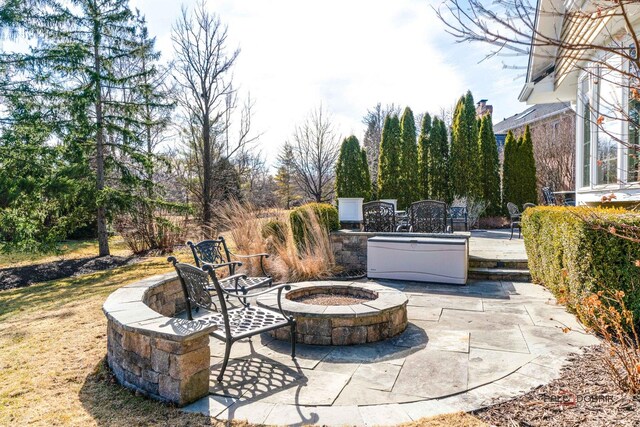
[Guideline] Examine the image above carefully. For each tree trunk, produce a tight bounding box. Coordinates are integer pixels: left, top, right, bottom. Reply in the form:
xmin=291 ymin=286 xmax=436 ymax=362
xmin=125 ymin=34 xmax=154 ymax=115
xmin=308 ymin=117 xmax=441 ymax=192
xmin=93 ymin=16 xmax=110 ymax=257
xmin=202 ymin=109 xmax=212 ymax=237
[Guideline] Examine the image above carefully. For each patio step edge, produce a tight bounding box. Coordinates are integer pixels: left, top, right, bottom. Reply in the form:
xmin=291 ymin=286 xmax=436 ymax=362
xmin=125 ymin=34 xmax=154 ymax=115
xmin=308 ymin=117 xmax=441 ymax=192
xmin=468 ymin=267 xmax=531 ymax=281
xmin=468 ymin=260 xmax=529 ymax=269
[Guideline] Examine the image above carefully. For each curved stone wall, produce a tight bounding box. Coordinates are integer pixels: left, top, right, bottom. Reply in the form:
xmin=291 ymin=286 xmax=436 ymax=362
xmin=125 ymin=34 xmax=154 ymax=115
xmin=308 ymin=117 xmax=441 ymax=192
xmin=103 ymin=273 xmax=215 ymax=406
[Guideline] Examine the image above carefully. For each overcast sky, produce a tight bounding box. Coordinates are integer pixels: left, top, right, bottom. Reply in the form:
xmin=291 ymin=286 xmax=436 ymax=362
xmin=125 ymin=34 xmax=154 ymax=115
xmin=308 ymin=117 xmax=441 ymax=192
xmin=133 ymin=0 xmax=525 ymax=164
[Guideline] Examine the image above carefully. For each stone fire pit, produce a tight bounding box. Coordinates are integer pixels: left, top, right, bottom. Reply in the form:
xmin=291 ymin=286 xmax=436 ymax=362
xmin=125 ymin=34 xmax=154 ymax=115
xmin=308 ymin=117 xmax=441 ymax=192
xmin=256 ymin=281 xmax=408 ymax=345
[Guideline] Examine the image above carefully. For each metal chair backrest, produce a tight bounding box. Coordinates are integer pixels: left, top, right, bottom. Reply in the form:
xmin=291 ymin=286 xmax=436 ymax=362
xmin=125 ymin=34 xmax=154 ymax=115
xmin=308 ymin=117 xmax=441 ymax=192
xmin=523 ymin=203 xmax=536 ymax=211
xmin=449 ymin=206 xmax=467 ymax=221
xmin=169 ymin=258 xmax=232 ymax=335
xmin=408 ymin=200 xmax=448 ymax=233
xmin=188 ymin=237 xmax=232 ymax=268
xmin=506 ymin=202 xmax=521 ymax=219
xmin=542 ymin=187 xmax=556 ymax=205
xmin=362 ymin=201 xmax=396 ymax=232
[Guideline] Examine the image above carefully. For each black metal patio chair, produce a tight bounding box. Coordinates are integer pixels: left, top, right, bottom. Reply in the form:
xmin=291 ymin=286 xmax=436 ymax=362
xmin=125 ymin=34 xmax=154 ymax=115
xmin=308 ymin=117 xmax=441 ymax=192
xmin=188 ymin=238 xmax=272 ymax=293
xmin=407 ymin=200 xmax=450 ymax=233
xmin=448 ymin=206 xmax=468 ymax=231
xmin=168 ymin=257 xmax=296 ymax=382
xmin=507 ymin=202 xmax=522 ymax=240
xmin=362 ymin=201 xmax=396 ymax=232
xmin=542 ymin=187 xmax=557 ymax=206
xmin=523 ymin=202 xmax=537 ymax=211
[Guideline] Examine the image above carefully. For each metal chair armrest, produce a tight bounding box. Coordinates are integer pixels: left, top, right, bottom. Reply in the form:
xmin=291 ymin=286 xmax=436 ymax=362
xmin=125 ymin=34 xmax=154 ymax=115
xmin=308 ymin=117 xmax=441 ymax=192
xmin=204 ymin=261 xmax=243 ymax=270
xmin=231 ymin=252 xmax=270 ymax=259
xmin=229 ymin=252 xmax=270 ymax=277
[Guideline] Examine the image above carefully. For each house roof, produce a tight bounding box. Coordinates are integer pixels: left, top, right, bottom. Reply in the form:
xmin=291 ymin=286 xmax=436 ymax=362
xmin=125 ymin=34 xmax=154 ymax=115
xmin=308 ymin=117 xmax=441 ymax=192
xmin=493 ymin=102 xmax=572 ymax=134
xmin=520 ymin=0 xmax=640 ymax=104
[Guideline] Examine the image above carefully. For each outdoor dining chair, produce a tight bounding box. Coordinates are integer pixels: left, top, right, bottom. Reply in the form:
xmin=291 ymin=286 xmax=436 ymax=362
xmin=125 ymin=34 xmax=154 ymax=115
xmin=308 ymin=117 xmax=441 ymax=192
xmin=507 ymin=202 xmax=522 ymax=240
xmin=407 ymin=200 xmax=450 ymax=233
xmin=168 ymin=257 xmax=295 ymax=381
xmin=362 ymin=200 xmax=396 ymax=232
xmin=188 ymin=238 xmax=272 ymax=293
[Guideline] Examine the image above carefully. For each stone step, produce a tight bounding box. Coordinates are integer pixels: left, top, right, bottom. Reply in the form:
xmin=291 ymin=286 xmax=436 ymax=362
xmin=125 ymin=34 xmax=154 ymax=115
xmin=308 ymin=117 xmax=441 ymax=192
xmin=468 ymin=259 xmax=529 ymax=270
xmin=468 ymin=267 xmax=531 ymax=281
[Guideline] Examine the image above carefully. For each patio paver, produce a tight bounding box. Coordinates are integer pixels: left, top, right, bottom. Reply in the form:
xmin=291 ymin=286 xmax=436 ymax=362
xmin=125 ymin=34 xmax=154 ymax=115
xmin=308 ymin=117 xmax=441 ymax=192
xmin=183 ymin=278 xmax=600 ymax=425
xmin=181 ymin=234 xmax=599 ymax=425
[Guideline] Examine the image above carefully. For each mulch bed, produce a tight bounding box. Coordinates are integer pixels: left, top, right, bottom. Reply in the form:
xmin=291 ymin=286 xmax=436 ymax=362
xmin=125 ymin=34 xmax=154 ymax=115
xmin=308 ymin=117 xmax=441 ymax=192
xmin=474 ymin=345 xmax=640 ymax=426
xmin=0 ymin=255 xmax=139 ymax=291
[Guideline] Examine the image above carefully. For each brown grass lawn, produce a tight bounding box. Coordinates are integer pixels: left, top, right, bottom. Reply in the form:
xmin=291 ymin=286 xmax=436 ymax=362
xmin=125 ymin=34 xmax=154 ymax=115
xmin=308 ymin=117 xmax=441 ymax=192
xmin=0 ymin=247 xmax=486 ymax=426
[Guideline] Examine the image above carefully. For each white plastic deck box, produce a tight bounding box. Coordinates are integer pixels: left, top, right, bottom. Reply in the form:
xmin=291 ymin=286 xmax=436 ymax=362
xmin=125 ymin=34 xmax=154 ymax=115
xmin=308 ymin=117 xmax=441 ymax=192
xmin=367 ymin=236 xmax=468 ymax=285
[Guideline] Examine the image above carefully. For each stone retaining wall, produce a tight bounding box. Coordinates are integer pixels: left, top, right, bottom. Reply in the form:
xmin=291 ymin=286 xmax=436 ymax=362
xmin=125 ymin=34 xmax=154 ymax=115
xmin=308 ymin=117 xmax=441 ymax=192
xmin=103 ymin=273 xmax=216 ymax=406
xmin=331 ymin=230 xmax=470 ymax=270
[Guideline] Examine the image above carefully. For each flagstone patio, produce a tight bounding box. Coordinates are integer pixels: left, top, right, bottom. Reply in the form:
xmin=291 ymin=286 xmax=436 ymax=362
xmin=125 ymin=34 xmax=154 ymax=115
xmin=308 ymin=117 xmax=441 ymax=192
xmin=183 ymin=276 xmax=599 ymax=426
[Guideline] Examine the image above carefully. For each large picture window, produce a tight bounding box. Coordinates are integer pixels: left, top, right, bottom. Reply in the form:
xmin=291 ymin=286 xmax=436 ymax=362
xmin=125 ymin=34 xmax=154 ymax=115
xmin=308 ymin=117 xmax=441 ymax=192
xmin=581 ymin=77 xmax=591 ymax=187
xmin=596 ymin=64 xmax=620 ymax=185
xmin=628 ymin=45 xmax=640 ymax=183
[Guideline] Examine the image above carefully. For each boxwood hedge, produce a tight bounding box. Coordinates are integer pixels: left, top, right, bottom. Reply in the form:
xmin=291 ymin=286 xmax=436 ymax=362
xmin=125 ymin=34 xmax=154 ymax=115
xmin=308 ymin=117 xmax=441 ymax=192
xmin=522 ymin=206 xmax=640 ymax=321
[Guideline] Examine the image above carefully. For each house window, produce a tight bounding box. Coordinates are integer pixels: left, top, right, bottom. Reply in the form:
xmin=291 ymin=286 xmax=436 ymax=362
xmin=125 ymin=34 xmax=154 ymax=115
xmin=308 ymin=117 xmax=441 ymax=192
xmin=581 ymin=78 xmax=591 ymax=187
xmin=628 ymin=45 xmax=640 ymax=183
xmin=596 ymin=65 xmax=620 ymax=185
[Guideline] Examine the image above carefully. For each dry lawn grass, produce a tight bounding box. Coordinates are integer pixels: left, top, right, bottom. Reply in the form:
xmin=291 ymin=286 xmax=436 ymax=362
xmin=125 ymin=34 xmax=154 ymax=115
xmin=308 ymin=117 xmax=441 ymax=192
xmin=399 ymin=413 xmax=488 ymax=427
xmin=0 ymin=251 xmax=244 ymax=426
xmin=0 ymin=237 xmax=132 ymax=269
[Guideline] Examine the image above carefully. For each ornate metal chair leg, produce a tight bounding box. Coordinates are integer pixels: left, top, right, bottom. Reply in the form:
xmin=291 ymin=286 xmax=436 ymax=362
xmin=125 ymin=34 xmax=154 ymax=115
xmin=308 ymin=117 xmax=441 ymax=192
xmin=217 ymin=341 xmax=233 ymax=382
xmin=290 ymin=320 xmax=297 ymax=359
xmin=510 ymin=224 xmax=514 ymax=240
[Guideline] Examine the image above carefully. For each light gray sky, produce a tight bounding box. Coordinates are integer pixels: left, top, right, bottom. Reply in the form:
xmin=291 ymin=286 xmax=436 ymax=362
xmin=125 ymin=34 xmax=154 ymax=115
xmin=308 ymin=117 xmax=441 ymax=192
xmin=136 ymin=0 xmax=526 ymax=162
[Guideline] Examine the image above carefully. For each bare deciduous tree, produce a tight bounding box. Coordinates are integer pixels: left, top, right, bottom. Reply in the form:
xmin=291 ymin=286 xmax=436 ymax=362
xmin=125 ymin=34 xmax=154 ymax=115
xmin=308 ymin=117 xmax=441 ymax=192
xmin=290 ymin=106 xmax=340 ymax=203
xmin=172 ymin=2 xmax=257 ymax=235
xmin=362 ymin=103 xmax=401 ymax=190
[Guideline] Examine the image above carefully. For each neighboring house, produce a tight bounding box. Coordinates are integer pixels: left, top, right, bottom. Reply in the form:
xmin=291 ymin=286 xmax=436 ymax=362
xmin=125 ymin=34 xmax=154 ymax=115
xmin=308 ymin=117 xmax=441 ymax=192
xmin=494 ymin=102 xmax=576 ymax=196
xmin=519 ymin=0 xmax=640 ymax=205
xmin=476 ymin=99 xmax=493 ymax=118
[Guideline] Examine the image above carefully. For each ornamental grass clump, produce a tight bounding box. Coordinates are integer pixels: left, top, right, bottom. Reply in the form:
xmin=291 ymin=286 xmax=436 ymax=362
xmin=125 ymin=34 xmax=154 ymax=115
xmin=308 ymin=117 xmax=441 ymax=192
xmin=577 ymin=290 xmax=640 ymax=394
xmin=219 ymin=200 xmax=338 ymax=282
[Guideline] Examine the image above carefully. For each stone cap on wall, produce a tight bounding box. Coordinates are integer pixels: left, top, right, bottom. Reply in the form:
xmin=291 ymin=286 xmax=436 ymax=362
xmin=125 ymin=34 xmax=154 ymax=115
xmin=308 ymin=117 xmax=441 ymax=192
xmin=332 ymin=230 xmax=471 ymax=239
xmin=102 ymin=272 xmax=217 ymax=342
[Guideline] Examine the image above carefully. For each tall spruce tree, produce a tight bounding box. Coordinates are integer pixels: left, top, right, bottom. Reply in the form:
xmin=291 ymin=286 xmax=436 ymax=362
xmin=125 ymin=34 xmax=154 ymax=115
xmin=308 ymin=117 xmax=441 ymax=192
xmin=519 ymin=125 xmax=538 ymax=204
xmin=428 ymin=118 xmax=451 ymax=203
xmin=502 ymin=130 xmax=519 ymax=210
xmin=336 ymin=135 xmax=370 ymax=199
xmin=275 ymin=143 xmax=299 ymax=209
xmin=418 ymin=113 xmax=432 ymax=199
xmin=377 ymin=115 xmax=402 ymax=200
xmin=477 ymin=115 xmax=501 ymax=215
xmin=0 ymin=0 xmax=163 ymax=256
xmin=399 ymin=107 xmax=419 ymax=209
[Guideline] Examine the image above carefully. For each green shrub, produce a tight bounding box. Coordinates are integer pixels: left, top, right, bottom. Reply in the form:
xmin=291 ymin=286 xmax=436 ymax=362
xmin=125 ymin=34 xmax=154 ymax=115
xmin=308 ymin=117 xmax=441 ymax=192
xmin=289 ymin=203 xmax=339 ymax=246
xmin=261 ymin=219 xmax=287 ymax=245
xmin=522 ymin=206 xmax=640 ymax=321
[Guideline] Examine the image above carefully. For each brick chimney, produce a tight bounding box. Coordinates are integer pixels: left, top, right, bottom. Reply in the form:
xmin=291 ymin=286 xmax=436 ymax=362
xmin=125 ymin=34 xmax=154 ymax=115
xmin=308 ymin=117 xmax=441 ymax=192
xmin=476 ymin=99 xmax=493 ymax=118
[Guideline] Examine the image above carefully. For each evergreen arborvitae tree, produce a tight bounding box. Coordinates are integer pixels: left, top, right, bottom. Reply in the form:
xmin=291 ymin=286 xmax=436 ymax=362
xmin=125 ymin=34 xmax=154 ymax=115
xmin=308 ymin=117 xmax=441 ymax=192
xmin=477 ymin=115 xmax=501 ymax=216
xmin=361 ymin=148 xmax=371 ymax=201
xmin=502 ymin=130 xmax=519 ymax=210
xmin=399 ymin=107 xmax=419 ymax=209
xmin=377 ymin=115 xmax=402 ymax=200
xmin=418 ymin=113 xmax=432 ymax=199
xmin=519 ymin=125 xmax=538 ymax=204
xmin=450 ymin=91 xmax=480 ymax=199
xmin=336 ymin=135 xmax=370 ymax=199
xmin=0 ymin=0 xmax=161 ymax=256
xmin=428 ymin=117 xmax=451 ymax=203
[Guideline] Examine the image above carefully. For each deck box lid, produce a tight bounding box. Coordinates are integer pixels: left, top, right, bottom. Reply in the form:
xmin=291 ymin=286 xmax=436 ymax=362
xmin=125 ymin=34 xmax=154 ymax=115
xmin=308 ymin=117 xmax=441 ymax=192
xmin=367 ymin=236 xmax=467 ymax=245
